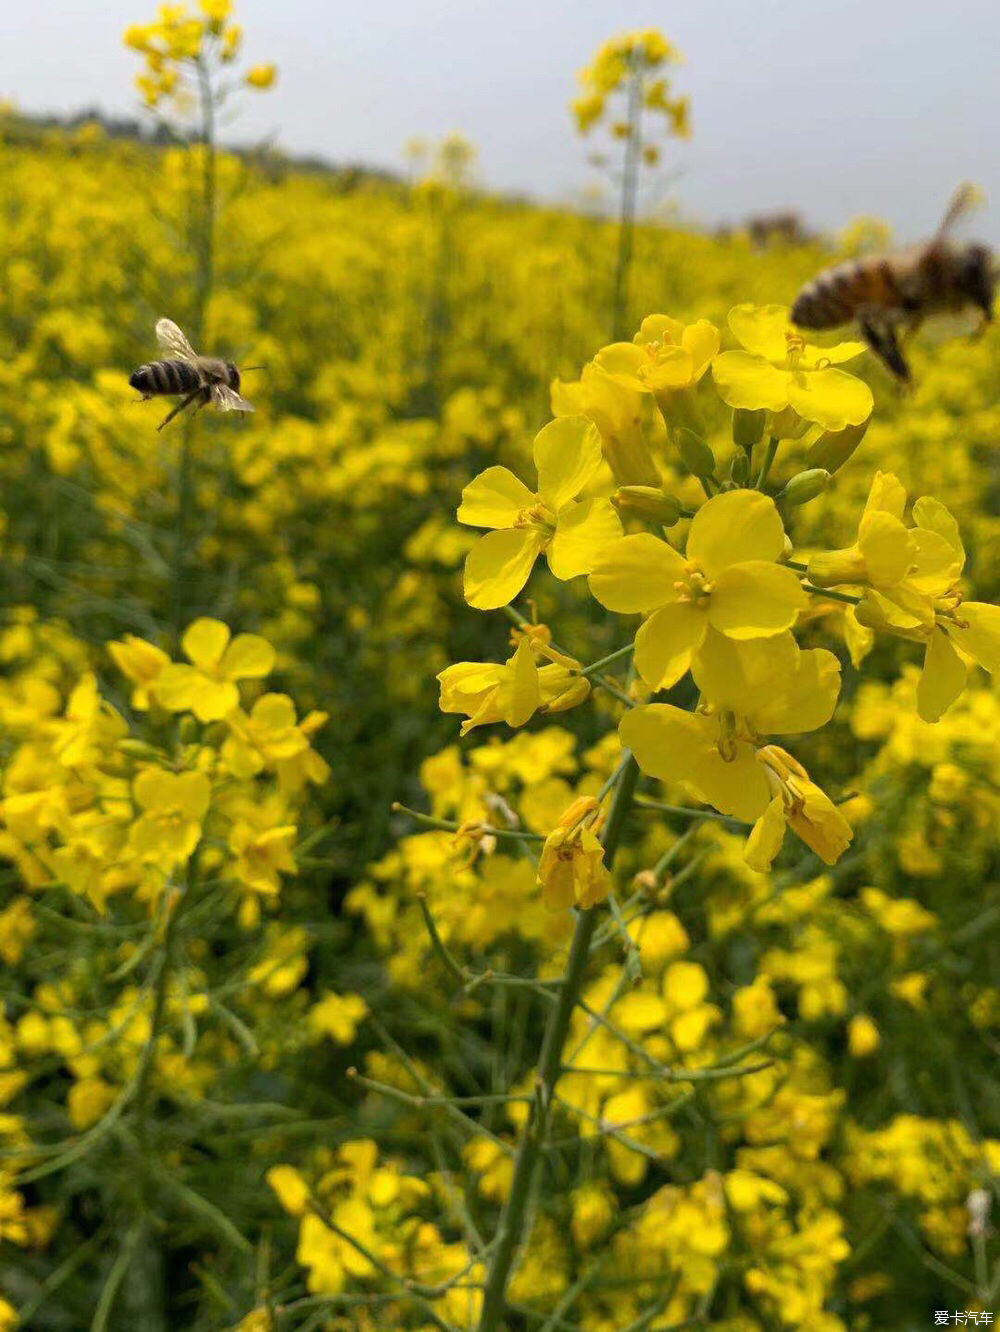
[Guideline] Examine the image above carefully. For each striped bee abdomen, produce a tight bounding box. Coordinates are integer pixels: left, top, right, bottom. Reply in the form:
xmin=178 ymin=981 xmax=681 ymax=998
xmin=129 ymin=359 xmax=202 ymax=396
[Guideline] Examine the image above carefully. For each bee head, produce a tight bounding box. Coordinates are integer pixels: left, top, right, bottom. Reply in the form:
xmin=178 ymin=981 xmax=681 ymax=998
xmin=960 ymin=243 xmax=995 ymax=321
xmin=226 ymin=362 xmax=242 ymax=391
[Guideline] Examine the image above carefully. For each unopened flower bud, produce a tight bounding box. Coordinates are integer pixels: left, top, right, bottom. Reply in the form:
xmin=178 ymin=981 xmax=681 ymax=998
xmin=118 ymin=739 xmax=162 ymax=761
xmin=612 ymin=485 xmax=683 ymax=526
xmin=729 ymin=452 xmax=750 ymax=485
xmin=542 ymin=675 xmax=592 ymax=714
xmin=178 ymin=715 xmax=200 ymax=744
xmin=777 ymin=469 xmax=832 ymax=507
xmin=805 ymin=416 xmax=871 ymax=473
xmin=732 ymin=408 xmax=766 ymax=450
xmin=674 ymin=427 xmax=716 ymax=479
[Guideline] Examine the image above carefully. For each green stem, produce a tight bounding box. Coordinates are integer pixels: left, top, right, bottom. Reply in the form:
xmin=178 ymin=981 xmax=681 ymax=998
xmin=803 ymin=583 xmax=861 ymax=605
xmin=580 ymin=642 xmax=634 ymax=677
xmin=610 ymin=64 xmax=643 ymax=341
xmin=475 ymin=755 xmax=640 ymax=1332
xmin=755 ymin=436 xmax=779 ymax=490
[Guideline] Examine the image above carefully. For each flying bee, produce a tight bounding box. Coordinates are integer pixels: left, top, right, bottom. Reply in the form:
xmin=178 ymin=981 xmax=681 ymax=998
xmin=791 ymin=185 xmax=995 ymax=383
xmin=130 ymin=318 xmax=257 ymax=430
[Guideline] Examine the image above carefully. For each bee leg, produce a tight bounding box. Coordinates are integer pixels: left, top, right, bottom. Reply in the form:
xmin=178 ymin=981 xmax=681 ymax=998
xmin=157 ymin=388 xmax=204 ymax=432
xmin=859 ymin=315 xmax=911 ymax=385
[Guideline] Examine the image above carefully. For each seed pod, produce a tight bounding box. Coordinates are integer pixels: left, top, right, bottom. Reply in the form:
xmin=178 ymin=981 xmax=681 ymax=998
xmin=778 ymin=468 xmax=832 ymax=506
xmin=805 ymin=416 xmax=871 ymax=473
xmin=612 ymin=485 xmax=683 ymax=526
xmin=732 ymin=408 xmax=766 ymax=450
xmin=674 ymin=427 xmax=716 ymax=479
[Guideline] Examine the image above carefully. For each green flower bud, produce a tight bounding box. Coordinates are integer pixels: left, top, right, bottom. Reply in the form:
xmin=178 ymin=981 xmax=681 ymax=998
xmin=729 ymin=451 xmax=750 ymax=485
xmin=118 ymin=739 xmax=162 ymax=760
xmin=612 ymin=485 xmax=683 ymax=526
xmin=778 ymin=468 xmax=832 ymax=506
xmin=203 ymin=721 xmax=228 ymax=747
xmin=732 ymin=408 xmax=766 ymax=450
xmin=805 ymin=415 xmax=871 ymax=473
xmin=674 ymin=427 xmax=716 ymax=479
xmin=178 ymin=715 xmax=200 ymax=744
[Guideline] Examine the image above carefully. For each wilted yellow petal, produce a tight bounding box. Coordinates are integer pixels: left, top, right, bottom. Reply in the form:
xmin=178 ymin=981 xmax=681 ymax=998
xmin=745 ymin=796 xmax=786 ymax=872
xmin=464 ymin=528 xmax=545 ymax=610
xmin=687 ymin=489 xmax=786 ymax=576
xmin=708 ymin=562 xmax=807 ymax=639
xmin=589 ymin=533 xmax=686 ymax=613
xmin=458 ymin=466 xmax=535 ymax=528
xmin=500 ymin=638 xmax=542 ymax=727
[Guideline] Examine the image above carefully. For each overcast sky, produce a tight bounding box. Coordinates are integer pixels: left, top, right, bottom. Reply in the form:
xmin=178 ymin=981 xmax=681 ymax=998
xmin=6 ymin=0 xmax=1000 ymax=242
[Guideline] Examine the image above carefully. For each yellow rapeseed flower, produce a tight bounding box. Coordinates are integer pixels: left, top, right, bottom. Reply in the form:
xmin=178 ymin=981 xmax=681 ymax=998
xmin=590 ymin=489 xmax=807 ymax=689
xmin=458 ymin=416 xmax=621 ymax=609
xmin=712 ymin=304 xmax=873 ymax=431
xmin=155 ymin=618 xmax=275 ymax=721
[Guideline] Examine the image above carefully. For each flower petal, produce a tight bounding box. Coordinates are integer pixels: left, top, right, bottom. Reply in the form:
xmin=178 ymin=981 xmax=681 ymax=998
xmin=681 ymin=319 xmax=721 ymax=381
xmin=620 ymin=705 xmax=771 ymax=823
xmin=533 ymin=416 xmax=603 ymax=510
xmin=692 ymin=629 xmax=798 ymax=716
xmin=592 ymin=342 xmax=649 ymax=393
xmin=917 ymin=628 xmax=968 ymax=723
xmin=589 ymin=533 xmax=686 ymax=614
xmin=182 ymin=617 xmax=230 ymax=670
xmin=728 ymin=304 xmax=790 ymax=362
xmin=687 ymin=489 xmax=786 ymax=576
xmin=457 ymin=466 xmax=535 ymax=529
xmin=464 ymin=528 xmax=544 ymax=610
xmin=745 ymin=796 xmax=786 ymax=872
xmin=708 ymin=562 xmax=807 ymax=639
xmin=634 ymin=603 xmax=707 ymax=690
xmin=500 ymin=638 xmax=542 ymax=727
xmin=548 ymin=497 xmax=622 ymax=580
xmin=857 ymin=510 xmax=913 ymax=587
xmin=912 ymin=496 xmax=965 ymax=567
xmin=222 ymin=634 xmax=276 ymax=680
xmin=864 ymin=470 xmax=907 ymax=520
xmin=801 ymin=338 xmax=868 ymax=367
xmin=948 ymin=602 xmax=1000 ymax=676
xmin=711 ymin=351 xmax=790 ymax=412
xmin=785 ymin=367 xmax=874 ymax=431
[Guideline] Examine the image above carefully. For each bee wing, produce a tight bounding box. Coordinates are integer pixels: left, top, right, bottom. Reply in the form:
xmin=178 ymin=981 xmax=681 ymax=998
xmin=937 ymin=183 xmax=984 ymax=238
xmin=155 ymin=318 xmax=199 ymax=361
xmin=211 ymin=383 xmax=255 ymax=413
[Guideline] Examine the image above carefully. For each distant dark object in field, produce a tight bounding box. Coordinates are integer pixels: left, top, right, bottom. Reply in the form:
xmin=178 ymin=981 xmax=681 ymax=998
xmin=746 ymin=211 xmax=814 ymax=248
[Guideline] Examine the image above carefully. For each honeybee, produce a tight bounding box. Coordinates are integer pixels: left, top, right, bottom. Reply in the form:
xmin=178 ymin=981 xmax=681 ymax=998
xmin=791 ymin=186 xmax=995 ymax=382
xmin=130 ymin=318 xmax=256 ymax=430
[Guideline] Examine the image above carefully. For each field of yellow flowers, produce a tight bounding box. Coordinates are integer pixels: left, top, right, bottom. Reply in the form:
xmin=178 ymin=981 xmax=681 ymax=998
xmin=0 ymin=11 xmax=999 ymax=1332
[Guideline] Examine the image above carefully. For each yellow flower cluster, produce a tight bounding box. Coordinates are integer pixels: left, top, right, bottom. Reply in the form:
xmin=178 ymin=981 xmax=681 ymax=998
xmin=572 ymin=29 xmax=690 ymax=144
xmin=2 ymin=37 xmax=999 ymax=1325
xmin=125 ymin=1 xmax=275 ymax=107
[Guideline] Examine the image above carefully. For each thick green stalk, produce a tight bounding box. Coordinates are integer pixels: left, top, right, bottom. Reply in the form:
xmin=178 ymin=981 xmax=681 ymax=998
xmin=475 ymin=754 xmax=640 ymax=1332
